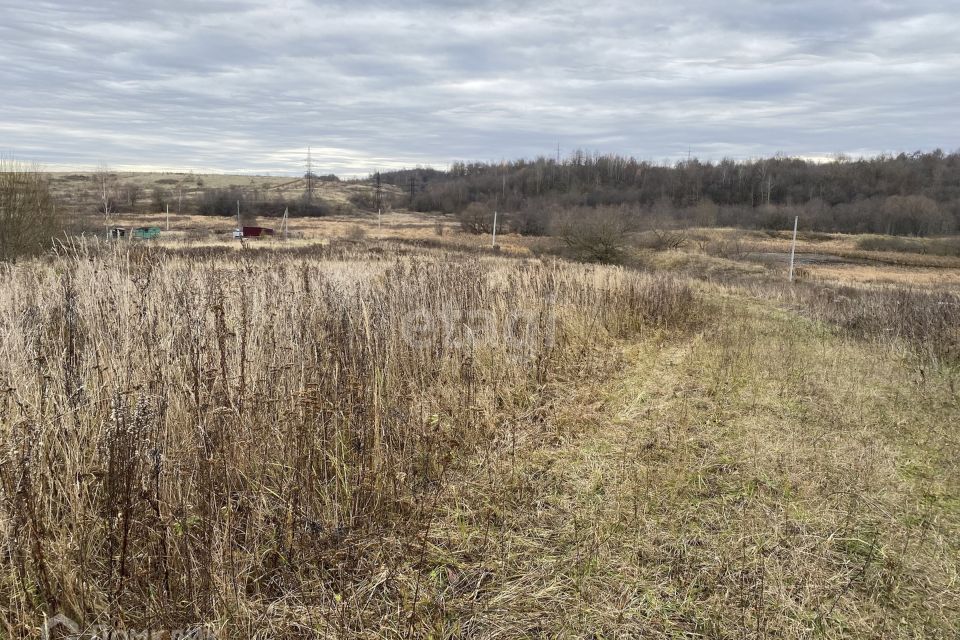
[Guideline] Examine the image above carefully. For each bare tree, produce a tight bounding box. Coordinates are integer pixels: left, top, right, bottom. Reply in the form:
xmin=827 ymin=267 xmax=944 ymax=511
xmin=151 ymin=187 xmax=169 ymax=212
xmin=553 ymin=207 xmax=631 ymax=263
xmin=646 ymin=229 xmax=688 ymax=250
xmin=457 ymin=202 xmax=495 ymax=234
xmin=93 ymin=163 xmax=116 ymax=233
xmin=0 ymin=159 xmax=62 ymax=261
xmin=126 ymin=184 xmax=143 ymax=209
xmin=176 ymin=175 xmax=189 ymax=215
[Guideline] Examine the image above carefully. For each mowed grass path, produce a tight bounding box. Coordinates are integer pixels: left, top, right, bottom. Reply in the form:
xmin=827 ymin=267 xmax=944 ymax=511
xmin=419 ymin=290 xmax=960 ymax=638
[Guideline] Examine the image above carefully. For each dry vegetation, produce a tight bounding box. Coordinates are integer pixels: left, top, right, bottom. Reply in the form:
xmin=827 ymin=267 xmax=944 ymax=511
xmin=0 ymin=240 xmax=704 ymax=637
xmin=46 ymin=171 xmax=398 ymax=224
xmin=0 ymin=162 xmax=61 ymax=262
xmin=0 ymin=201 xmax=959 ymax=638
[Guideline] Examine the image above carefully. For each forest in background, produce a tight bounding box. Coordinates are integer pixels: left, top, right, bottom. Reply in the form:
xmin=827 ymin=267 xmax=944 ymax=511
xmin=378 ymin=150 xmax=960 ymax=236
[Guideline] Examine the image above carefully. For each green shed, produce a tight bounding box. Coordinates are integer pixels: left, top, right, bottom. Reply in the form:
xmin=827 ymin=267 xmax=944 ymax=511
xmin=132 ymin=227 xmax=161 ymax=239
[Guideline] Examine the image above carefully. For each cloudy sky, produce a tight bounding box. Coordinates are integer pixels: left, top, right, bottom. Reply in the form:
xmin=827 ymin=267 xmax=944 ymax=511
xmin=1 ymin=1 xmax=958 ymax=175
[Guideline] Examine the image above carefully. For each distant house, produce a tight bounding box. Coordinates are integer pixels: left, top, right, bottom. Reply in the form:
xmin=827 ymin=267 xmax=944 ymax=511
xmin=233 ymin=226 xmax=275 ymax=238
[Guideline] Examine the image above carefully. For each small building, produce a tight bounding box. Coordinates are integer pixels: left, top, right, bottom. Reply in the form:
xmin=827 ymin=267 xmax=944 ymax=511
xmin=109 ymin=227 xmax=127 ymax=239
xmin=133 ymin=227 xmax=161 ymax=239
xmin=233 ymin=226 xmax=275 ymax=238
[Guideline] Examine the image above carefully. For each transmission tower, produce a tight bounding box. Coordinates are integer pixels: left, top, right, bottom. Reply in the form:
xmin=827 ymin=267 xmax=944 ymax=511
xmin=305 ymin=146 xmax=315 ymax=204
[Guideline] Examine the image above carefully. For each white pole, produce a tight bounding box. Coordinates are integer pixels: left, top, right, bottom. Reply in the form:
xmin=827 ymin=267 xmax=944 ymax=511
xmin=492 ymin=210 xmax=498 ymax=247
xmin=165 ymin=203 xmax=169 ymax=231
xmin=378 ymin=207 xmax=381 ymax=233
xmin=788 ymin=215 xmax=799 ymax=282
xmin=283 ymin=207 xmax=288 ymax=241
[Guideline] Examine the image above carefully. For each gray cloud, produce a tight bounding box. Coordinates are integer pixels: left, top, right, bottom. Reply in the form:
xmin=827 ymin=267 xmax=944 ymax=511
xmin=0 ymin=0 xmax=957 ymax=175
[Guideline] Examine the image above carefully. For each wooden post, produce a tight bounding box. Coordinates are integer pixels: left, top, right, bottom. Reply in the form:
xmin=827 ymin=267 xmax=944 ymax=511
xmin=788 ymin=216 xmax=799 ymax=282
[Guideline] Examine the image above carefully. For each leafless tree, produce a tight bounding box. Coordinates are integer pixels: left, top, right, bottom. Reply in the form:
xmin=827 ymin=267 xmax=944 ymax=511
xmin=0 ymin=159 xmax=62 ymax=261
xmin=93 ymin=163 xmax=116 ymax=233
xmin=553 ymin=207 xmax=630 ymax=263
xmin=126 ymin=184 xmax=143 ymax=208
xmin=647 ymin=229 xmax=688 ymax=250
xmin=457 ymin=202 xmax=494 ymax=234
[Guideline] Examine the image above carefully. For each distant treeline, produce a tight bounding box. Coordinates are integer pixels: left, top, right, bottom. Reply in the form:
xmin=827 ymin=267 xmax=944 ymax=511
xmin=195 ymin=189 xmax=333 ymax=218
xmin=378 ymin=150 xmax=960 ymax=236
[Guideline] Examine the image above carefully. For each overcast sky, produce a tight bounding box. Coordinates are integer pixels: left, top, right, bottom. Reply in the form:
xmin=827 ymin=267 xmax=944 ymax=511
xmin=1 ymin=1 xmax=957 ymax=176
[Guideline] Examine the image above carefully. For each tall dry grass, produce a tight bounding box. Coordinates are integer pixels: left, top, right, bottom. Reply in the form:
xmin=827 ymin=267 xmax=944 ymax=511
xmin=0 ymin=242 xmax=700 ymax=636
xmin=750 ymin=280 xmax=960 ymax=364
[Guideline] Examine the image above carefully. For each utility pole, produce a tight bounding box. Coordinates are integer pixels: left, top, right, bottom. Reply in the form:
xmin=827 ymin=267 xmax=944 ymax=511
xmin=375 ymin=170 xmax=383 ymax=233
xmin=788 ymin=216 xmax=799 ymax=282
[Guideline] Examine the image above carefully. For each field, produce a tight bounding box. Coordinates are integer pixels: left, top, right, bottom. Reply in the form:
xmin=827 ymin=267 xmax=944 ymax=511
xmin=48 ymin=171 xmax=371 ymax=209
xmin=1 ymin=195 xmax=959 ymax=638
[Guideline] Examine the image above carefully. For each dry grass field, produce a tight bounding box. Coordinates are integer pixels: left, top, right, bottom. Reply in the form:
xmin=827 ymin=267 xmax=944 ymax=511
xmin=49 ymin=171 xmax=371 ymax=207
xmin=1 ymin=199 xmax=959 ymax=637
xmin=645 ymin=227 xmax=960 ymax=291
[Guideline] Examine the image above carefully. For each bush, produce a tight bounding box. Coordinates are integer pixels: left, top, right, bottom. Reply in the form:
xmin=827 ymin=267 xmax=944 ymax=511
xmin=198 ymin=188 xmax=245 ymax=217
xmin=637 ymin=229 xmax=688 ymax=251
xmin=509 ymin=206 xmax=550 ymax=236
xmin=457 ymin=202 xmax=495 ymax=234
xmin=0 ymin=160 xmax=62 ymax=261
xmin=348 ymin=190 xmax=380 ymax=211
xmin=553 ymin=208 xmax=630 ymax=263
xmin=151 ymin=188 xmax=169 ymax=212
xmin=702 ymin=233 xmax=755 ymax=260
xmin=343 ymin=224 xmax=368 ymax=242
xmin=785 ymin=283 xmax=960 ymax=363
xmin=253 ymin=199 xmax=331 ymax=218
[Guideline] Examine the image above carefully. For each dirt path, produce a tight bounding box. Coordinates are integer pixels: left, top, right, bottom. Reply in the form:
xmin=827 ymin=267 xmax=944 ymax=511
xmin=434 ymin=297 xmax=960 ymax=638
